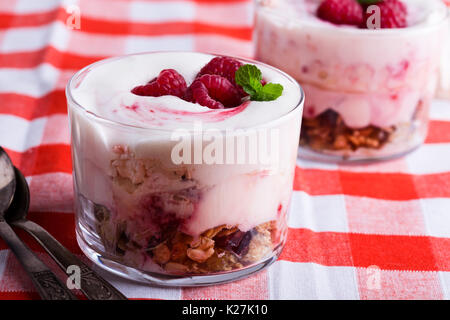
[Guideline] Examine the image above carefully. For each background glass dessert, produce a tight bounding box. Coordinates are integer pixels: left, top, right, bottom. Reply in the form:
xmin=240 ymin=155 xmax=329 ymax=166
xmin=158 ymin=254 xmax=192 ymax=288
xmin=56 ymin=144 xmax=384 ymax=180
xmin=255 ymin=0 xmax=448 ymax=161
xmin=438 ymin=0 xmax=450 ymax=99
xmin=67 ymin=52 xmax=303 ymax=286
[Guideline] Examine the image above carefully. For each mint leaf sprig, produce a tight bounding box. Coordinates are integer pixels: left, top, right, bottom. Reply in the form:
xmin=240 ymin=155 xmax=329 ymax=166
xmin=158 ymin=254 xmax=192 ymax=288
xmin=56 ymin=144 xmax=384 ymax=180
xmin=235 ymin=64 xmax=283 ymax=101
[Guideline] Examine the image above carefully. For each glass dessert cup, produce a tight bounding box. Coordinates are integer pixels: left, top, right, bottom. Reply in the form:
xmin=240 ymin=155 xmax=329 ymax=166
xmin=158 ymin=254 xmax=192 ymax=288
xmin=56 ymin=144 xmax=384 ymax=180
xmin=438 ymin=3 xmax=450 ymax=99
xmin=255 ymin=0 xmax=449 ymax=162
xmin=66 ymin=52 xmax=304 ymax=286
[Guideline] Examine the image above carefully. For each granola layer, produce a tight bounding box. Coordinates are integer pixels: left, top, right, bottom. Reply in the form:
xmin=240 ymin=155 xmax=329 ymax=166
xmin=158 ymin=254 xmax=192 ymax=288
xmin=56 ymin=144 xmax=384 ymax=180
xmin=300 ymin=109 xmax=394 ymax=152
xmin=94 ymin=203 xmax=279 ymax=274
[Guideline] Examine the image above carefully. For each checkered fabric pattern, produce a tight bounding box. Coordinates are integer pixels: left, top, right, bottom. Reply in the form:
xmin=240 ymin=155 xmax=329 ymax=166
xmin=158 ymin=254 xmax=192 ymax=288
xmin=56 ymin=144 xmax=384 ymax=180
xmin=0 ymin=0 xmax=450 ymax=300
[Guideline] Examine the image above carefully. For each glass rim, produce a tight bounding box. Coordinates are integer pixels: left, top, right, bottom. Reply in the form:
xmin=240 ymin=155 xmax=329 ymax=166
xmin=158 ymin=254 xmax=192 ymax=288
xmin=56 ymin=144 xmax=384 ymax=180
xmin=255 ymin=0 xmax=449 ymax=37
xmin=66 ymin=51 xmax=305 ymax=133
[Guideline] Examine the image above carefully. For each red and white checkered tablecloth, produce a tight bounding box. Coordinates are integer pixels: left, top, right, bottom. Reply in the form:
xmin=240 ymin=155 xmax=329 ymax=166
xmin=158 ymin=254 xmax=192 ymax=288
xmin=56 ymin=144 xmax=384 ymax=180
xmin=0 ymin=0 xmax=450 ymax=300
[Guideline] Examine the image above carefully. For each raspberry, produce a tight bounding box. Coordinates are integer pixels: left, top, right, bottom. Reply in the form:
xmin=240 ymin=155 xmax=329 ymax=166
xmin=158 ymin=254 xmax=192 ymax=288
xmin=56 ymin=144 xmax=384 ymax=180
xmin=186 ymin=74 xmax=241 ymax=109
xmin=132 ymin=69 xmax=187 ymax=98
xmin=197 ymin=56 xmax=247 ymax=96
xmin=317 ymin=0 xmax=363 ymax=26
xmin=363 ymin=0 xmax=407 ymax=29
xmin=197 ymin=56 xmax=242 ymax=86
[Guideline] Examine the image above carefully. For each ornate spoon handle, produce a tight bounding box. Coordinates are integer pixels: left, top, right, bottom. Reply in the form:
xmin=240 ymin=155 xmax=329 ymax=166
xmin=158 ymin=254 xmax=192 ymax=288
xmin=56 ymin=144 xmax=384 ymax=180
xmin=0 ymin=219 xmax=77 ymax=300
xmin=12 ymin=219 xmax=126 ymax=300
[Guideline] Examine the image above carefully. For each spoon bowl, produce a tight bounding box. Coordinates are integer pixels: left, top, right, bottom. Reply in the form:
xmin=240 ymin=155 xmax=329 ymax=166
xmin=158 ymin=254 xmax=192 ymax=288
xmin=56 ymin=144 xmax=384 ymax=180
xmin=5 ymin=166 xmax=30 ymax=222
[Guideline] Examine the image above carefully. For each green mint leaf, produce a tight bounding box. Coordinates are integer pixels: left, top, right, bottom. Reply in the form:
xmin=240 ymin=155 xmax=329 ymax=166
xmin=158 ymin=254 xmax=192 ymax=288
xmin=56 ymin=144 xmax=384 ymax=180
xmin=357 ymin=0 xmax=381 ymax=5
xmin=235 ymin=64 xmax=262 ymax=96
xmin=253 ymin=83 xmax=283 ymax=101
xmin=235 ymin=64 xmax=283 ymax=102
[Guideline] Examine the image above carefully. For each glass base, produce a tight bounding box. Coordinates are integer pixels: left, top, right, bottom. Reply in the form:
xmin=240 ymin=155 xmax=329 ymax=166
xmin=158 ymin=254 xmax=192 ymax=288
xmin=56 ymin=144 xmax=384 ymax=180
xmin=76 ymin=225 xmax=282 ymax=287
xmin=298 ymin=143 xmax=421 ymax=165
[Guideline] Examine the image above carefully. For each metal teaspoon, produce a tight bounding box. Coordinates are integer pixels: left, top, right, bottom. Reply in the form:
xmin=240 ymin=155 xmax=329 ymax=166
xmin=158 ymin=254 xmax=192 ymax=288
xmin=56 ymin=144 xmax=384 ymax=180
xmin=0 ymin=147 xmax=77 ymax=300
xmin=5 ymin=166 xmax=127 ymax=300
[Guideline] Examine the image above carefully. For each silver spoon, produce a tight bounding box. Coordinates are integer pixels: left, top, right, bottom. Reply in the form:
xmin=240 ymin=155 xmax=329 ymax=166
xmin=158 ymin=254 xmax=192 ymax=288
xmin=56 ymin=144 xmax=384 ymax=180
xmin=5 ymin=166 xmax=127 ymax=300
xmin=0 ymin=147 xmax=77 ymax=300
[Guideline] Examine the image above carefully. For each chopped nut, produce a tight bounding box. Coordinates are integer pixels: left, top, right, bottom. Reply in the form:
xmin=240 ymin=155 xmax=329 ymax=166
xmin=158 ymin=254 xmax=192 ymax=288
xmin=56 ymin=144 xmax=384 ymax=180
xmin=190 ymin=236 xmax=214 ymax=250
xmin=170 ymin=241 xmax=188 ymax=262
xmin=169 ymin=232 xmax=191 ymax=262
xmin=204 ymin=250 xmax=241 ymax=272
xmin=112 ymin=159 xmax=146 ymax=184
xmin=365 ymin=138 xmax=379 ymax=148
xmin=189 ymin=263 xmax=208 ymax=274
xmin=215 ymin=226 xmax=238 ymax=238
xmin=152 ymin=244 xmax=170 ymax=264
xmin=187 ymin=236 xmax=215 ymax=263
xmin=202 ymin=225 xmax=226 ymax=238
xmin=187 ymin=247 xmax=215 ymax=263
xmin=165 ymin=262 xmax=189 ymax=273
xmin=333 ymin=135 xmax=349 ymax=150
xmin=256 ymin=222 xmax=273 ymax=234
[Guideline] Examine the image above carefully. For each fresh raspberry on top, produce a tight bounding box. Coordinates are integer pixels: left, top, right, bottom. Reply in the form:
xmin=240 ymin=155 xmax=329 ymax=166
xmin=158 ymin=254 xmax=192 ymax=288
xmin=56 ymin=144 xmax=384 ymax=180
xmin=363 ymin=0 xmax=407 ymax=29
xmin=132 ymin=69 xmax=187 ymax=98
xmin=317 ymin=0 xmax=363 ymax=26
xmin=196 ymin=56 xmax=247 ymax=96
xmin=197 ymin=56 xmax=242 ymax=85
xmin=185 ymin=74 xmax=241 ymax=109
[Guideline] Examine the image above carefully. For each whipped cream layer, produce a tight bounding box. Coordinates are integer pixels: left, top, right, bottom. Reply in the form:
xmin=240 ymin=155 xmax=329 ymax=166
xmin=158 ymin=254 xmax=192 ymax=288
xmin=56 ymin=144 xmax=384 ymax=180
xmin=255 ymin=0 xmax=447 ymax=129
xmin=71 ymin=52 xmax=301 ymax=130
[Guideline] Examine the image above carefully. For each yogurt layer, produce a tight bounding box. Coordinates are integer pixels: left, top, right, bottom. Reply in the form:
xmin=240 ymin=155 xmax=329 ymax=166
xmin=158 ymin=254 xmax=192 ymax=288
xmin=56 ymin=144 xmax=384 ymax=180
xmin=71 ymin=52 xmax=300 ymax=130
